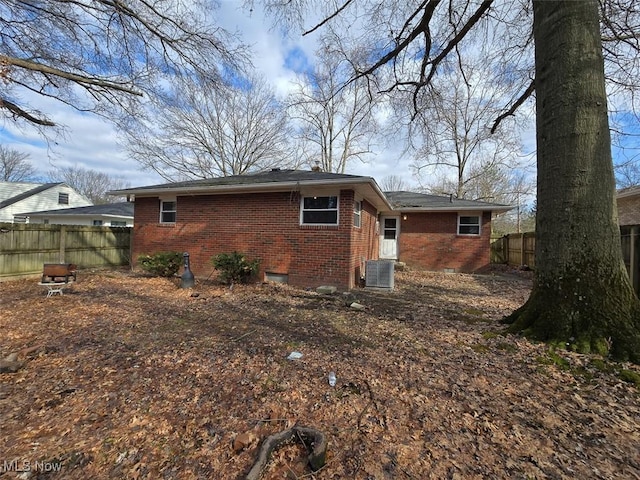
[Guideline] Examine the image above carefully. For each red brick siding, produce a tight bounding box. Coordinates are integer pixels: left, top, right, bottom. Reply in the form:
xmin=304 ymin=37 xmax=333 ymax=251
xmin=350 ymin=198 xmax=380 ymax=283
xmin=398 ymin=211 xmax=492 ymax=272
xmin=618 ymin=195 xmax=640 ymax=226
xmin=133 ymin=190 xmax=375 ymax=289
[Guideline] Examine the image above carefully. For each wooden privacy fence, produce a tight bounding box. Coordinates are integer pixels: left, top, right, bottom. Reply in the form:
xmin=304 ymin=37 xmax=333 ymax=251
xmin=620 ymin=226 xmax=640 ymax=296
xmin=490 ymin=232 xmax=536 ymax=268
xmin=0 ymin=223 xmax=132 ymax=281
xmin=492 ymin=229 xmax=640 ymax=296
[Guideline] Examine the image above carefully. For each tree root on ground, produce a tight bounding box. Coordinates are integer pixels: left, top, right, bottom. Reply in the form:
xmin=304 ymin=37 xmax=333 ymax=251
xmin=245 ymin=426 xmax=327 ymax=480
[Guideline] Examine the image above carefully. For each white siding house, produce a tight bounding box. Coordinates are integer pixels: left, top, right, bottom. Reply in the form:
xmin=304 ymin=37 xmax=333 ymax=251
xmin=0 ymin=182 xmax=92 ymax=223
xmin=20 ymin=202 xmax=134 ymax=226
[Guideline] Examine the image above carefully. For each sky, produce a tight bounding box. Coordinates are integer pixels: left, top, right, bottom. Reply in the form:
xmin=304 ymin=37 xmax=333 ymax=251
xmin=0 ymin=1 xmax=572 ymax=193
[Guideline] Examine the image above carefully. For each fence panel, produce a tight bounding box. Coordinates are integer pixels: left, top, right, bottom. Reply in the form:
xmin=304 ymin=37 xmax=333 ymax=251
xmin=490 ymin=236 xmax=507 ymax=264
xmin=620 ymin=226 xmax=640 ymax=295
xmin=0 ymin=223 xmax=131 ymax=281
xmin=493 ymin=229 xmax=640 ymax=296
xmin=493 ymin=232 xmax=536 ymax=268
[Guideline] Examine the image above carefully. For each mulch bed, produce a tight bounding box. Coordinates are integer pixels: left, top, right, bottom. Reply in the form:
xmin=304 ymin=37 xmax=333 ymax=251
xmin=0 ymin=268 xmax=638 ymax=479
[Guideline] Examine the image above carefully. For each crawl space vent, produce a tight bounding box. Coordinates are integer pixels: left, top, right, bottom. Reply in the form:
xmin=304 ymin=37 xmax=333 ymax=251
xmin=365 ymin=260 xmax=395 ymax=289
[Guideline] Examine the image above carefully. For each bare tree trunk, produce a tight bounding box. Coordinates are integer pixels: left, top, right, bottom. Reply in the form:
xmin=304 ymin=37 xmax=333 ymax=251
xmin=504 ymin=0 xmax=640 ymax=361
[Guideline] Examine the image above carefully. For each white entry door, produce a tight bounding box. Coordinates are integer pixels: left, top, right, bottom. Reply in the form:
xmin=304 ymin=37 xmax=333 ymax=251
xmin=380 ymin=216 xmax=400 ymax=259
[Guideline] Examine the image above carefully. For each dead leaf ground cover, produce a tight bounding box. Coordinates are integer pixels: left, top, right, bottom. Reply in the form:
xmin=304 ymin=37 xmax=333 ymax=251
xmin=0 ymin=268 xmax=638 ymax=479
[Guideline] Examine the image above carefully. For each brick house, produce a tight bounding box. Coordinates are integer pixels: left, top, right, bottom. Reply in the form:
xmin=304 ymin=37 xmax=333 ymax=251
xmin=111 ymin=169 xmax=510 ymax=289
xmin=382 ymin=191 xmax=507 ymax=273
xmin=617 ymin=186 xmax=640 ymax=226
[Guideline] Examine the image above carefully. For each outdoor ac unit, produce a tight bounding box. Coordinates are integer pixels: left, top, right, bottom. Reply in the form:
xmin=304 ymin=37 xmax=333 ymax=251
xmin=365 ymin=260 xmax=395 ymax=289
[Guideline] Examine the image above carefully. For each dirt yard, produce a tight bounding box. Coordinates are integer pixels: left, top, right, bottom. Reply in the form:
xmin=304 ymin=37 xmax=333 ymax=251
xmin=0 ymin=268 xmax=638 ymax=479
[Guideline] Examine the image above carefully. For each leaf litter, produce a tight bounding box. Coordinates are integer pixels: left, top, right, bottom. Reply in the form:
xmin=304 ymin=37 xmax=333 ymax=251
xmin=0 ymin=268 xmax=638 ymax=479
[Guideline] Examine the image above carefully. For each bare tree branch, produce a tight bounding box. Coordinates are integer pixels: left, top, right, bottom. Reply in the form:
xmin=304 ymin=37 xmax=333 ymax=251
xmin=0 ymin=97 xmax=55 ymax=126
xmin=1 ymin=55 xmax=141 ymax=95
xmin=124 ymin=75 xmax=297 ymax=180
xmin=1 ymin=0 xmax=247 ymax=129
xmin=287 ymin=40 xmax=379 ymax=173
xmin=491 ymin=79 xmax=536 ymax=134
xmin=303 ymin=0 xmax=355 ymax=36
xmin=0 ymin=146 xmax=35 ymax=181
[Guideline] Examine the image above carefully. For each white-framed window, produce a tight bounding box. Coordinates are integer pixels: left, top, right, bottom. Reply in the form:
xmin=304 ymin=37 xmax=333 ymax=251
xmin=58 ymin=193 xmax=69 ymax=205
xmin=111 ymin=221 xmax=127 ymax=227
xmin=160 ymin=199 xmax=177 ymax=223
xmin=354 ymin=200 xmax=362 ymax=228
xmin=93 ymin=220 xmax=103 ymax=226
xmin=301 ymin=195 xmax=339 ymax=225
xmin=458 ymin=214 xmax=481 ymax=235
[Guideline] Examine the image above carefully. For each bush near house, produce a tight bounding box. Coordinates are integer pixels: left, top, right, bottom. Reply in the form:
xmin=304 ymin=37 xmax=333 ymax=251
xmin=138 ymin=251 xmax=183 ymax=277
xmin=211 ymin=251 xmax=260 ymax=285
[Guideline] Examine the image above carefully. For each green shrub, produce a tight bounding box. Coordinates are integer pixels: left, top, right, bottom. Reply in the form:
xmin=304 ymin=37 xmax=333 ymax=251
xmin=138 ymin=251 xmax=182 ymax=277
xmin=211 ymin=252 xmax=260 ymax=285
xmin=619 ymin=369 xmax=640 ymax=388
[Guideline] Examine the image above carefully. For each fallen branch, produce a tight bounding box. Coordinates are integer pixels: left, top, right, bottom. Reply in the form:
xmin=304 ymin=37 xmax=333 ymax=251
xmin=245 ymin=426 xmax=327 ymax=480
xmin=356 ymin=380 xmax=376 ymax=430
xmin=231 ymin=329 xmax=256 ymax=343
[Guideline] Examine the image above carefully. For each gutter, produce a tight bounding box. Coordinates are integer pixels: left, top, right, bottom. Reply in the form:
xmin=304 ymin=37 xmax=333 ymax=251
xmin=390 ymin=205 xmax=513 ymax=213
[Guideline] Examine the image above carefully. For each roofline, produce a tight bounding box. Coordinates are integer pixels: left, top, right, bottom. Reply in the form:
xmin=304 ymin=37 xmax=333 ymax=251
xmin=390 ymin=205 xmax=513 ymax=213
xmin=25 ymin=212 xmax=134 ymax=219
xmin=109 ymin=178 xmax=513 ymax=213
xmin=0 ymin=182 xmax=64 ymax=210
xmin=110 ymin=177 xmax=394 ymax=210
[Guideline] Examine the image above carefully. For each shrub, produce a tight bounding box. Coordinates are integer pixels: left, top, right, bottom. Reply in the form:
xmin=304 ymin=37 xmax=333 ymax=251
xmin=211 ymin=252 xmax=260 ymax=285
xmin=138 ymin=251 xmax=183 ymax=277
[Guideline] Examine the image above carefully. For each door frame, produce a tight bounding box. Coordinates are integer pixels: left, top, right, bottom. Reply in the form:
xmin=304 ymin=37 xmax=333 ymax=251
xmin=379 ymin=215 xmax=400 ymax=259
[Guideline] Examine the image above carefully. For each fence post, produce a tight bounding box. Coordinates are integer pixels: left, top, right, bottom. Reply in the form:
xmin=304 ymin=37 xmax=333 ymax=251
xmin=59 ymin=225 xmax=66 ymax=263
xmin=631 ymin=226 xmax=638 ymax=293
xmin=502 ymin=235 xmax=508 ymax=264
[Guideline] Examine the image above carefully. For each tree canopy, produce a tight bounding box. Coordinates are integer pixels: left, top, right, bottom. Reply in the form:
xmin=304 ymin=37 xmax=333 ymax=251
xmin=48 ymin=165 xmax=130 ymax=204
xmin=0 ymin=145 xmax=34 ymax=181
xmin=124 ymin=75 xmax=299 ymax=180
xmin=287 ymin=38 xmax=380 ymax=173
xmin=0 ymin=0 xmax=246 ymax=129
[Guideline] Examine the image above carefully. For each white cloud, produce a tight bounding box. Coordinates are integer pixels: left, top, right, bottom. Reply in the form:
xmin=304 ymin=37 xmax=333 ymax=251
xmin=1 ymin=100 xmax=164 ymax=186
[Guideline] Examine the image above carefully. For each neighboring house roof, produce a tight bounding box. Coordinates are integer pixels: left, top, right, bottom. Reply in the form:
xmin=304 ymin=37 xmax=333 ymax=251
xmin=110 ymin=169 xmax=394 ymax=211
xmin=0 ymin=181 xmax=94 ymax=223
xmin=20 ymin=202 xmax=134 ymax=218
xmin=0 ymin=182 xmax=63 ymax=209
xmin=384 ymin=191 xmax=512 ymax=213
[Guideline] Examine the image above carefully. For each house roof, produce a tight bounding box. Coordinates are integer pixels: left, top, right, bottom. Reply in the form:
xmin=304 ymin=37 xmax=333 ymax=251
xmin=384 ymin=191 xmax=512 ymax=213
xmin=0 ymin=182 xmax=63 ymax=210
xmin=121 ymin=169 xmax=371 ymax=190
xmin=20 ymin=202 xmax=134 ymax=218
xmin=110 ymin=169 xmax=394 ymax=211
xmin=109 ymin=170 xmax=512 ymax=214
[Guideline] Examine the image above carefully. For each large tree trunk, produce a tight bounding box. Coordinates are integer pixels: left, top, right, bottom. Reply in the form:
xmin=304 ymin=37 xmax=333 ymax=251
xmin=504 ymin=0 xmax=640 ymax=361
